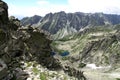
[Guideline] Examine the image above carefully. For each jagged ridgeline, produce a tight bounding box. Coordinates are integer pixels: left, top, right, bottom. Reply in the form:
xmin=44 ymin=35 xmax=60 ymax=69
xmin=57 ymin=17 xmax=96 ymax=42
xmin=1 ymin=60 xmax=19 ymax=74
xmin=21 ymin=11 xmax=120 ymax=39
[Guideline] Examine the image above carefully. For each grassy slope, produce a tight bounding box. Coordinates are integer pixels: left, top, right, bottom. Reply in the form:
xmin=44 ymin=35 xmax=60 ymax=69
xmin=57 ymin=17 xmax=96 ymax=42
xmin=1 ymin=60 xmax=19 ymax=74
xmin=51 ymin=27 xmax=115 ymax=55
xmin=51 ymin=26 xmax=120 ymax=68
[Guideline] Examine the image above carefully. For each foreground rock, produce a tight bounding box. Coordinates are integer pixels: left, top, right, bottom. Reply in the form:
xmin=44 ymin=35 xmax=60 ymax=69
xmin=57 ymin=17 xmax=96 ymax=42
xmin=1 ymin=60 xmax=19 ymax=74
xmin=0 ymin=0 xmax=86 ymax=80
xmin=0 ymin=0 xmax=61 ymax=80
xmin=0 ymin=59 xmax=8 ymax=79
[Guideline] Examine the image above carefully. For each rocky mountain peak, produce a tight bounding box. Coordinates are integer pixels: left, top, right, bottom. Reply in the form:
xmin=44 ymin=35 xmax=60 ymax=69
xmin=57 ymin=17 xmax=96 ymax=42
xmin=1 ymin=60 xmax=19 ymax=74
xmin=0 ymin=0 xmax=8 ymax=25
xmin=21 ymin=11 xmax=120 ymax=39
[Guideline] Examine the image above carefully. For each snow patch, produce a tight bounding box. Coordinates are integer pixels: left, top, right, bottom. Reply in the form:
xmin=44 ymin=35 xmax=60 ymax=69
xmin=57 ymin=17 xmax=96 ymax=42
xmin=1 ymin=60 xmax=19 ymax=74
xmin=109 ymin=73 xmax=120 ymax=78
xmin=86 ymin=63 xmax=111 ymax=69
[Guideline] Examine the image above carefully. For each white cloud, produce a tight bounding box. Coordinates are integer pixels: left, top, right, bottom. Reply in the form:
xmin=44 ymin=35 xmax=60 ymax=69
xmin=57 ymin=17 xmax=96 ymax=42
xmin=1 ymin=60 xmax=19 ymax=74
xmin=37 ymin=0 xmax=49 ymax=5
xmin=8 ymin=3 xmax=48 ymax=17
xmin=8 ymin=0 xmax=120 ymax=19
xmin=8 ymin=2 xmax=69 ymax=17
xmin=68 ymin=0 xmax=120 ymax=14
xmin=8 ymin=4 xmax=34 ymax=17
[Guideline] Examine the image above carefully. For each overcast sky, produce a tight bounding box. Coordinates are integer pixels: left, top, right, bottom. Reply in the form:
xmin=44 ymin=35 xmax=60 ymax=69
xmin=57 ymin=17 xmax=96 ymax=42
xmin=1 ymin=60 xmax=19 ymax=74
xmin=3 ymin=0 xmax=120 ymax=19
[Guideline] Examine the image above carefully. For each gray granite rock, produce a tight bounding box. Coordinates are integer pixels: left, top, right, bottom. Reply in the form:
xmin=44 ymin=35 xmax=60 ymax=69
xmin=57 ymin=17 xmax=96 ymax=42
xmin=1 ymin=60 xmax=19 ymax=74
xmin=0 ymin=59 xmax=8 ymax=79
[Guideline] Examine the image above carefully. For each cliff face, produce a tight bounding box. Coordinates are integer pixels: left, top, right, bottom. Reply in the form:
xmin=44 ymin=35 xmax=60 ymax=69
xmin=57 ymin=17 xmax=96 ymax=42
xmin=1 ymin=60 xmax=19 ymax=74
xmin=0 ymin=1 xmax=60 ymax=80
xmin=20 ymin=15 xmax=42 ymax=26
xmin=0 ymin=0 xmax=8 ymax=24
xmin=0 ymin=1 xmax=87 ymax=80
xmin=80 ymin=32 xmax=120 ymax=67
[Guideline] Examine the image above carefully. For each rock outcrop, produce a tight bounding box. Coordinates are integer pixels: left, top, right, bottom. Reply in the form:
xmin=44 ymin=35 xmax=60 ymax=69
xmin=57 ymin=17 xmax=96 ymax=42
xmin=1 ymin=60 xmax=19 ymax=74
xmin=80 ymin=33 xmax=120 ymax=67
xmin=0 ymin=59 xmax=8 ymax=79
xmin=62 ymin=63 xmax=86 ymax=80
xmin=0 ymin=0 xmax=86 ymax=80
xmin=21 ymin=15 xmax=42 ymax=26
xmin=0 ymin=1 xmax=87 ymax=80
xmin=0 ymin=1 xmax=61 ymax=80
xmin=0 ymin=0 xmax=8 ymax=24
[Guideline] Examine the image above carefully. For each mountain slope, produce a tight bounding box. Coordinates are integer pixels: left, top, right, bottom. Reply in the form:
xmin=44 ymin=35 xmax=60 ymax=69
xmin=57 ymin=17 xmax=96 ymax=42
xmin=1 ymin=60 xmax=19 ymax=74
xmin=21 ymin=11 xmax=120 ymax=35
xmin=53 ymin=26 xmax=77 ymax=39
xmin=51 ymin=26 xmax=120 ymax=69
xmin=21 ymin=15 xmax=42 ymax=26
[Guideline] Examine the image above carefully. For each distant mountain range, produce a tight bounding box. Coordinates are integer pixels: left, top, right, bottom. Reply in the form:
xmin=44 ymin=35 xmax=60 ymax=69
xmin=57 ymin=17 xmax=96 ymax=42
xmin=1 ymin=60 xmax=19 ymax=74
xmin=21 ymin=11 xmax=120 ymax=38
xmin=21 ymin=15 xmax=42 ymax=26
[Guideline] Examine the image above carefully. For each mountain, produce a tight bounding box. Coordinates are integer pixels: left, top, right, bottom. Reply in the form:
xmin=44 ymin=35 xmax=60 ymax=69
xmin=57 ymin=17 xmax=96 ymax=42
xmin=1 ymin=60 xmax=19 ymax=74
xmin=51 ymin=26 xmax=120 ymax=69
xmin=20 ymin=15 xmax=42 ymax=26
xmin=21 ymin=11 xmax=120 ymax=34
xmin=53 ymin=26 xmax=77 ymax=39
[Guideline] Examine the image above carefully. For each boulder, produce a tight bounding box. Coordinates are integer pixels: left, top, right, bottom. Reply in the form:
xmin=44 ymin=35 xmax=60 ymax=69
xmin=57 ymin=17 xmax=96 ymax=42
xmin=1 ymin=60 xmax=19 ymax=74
xmin=9 ymin=16 xmax=21 ymax=30
xmin=13 ymin=68 xmax=29 ymax=80
xmin=0 ymin=59 xmax=8 ymax=79
xmin=62 ymin=64 xmax=86 ymax=80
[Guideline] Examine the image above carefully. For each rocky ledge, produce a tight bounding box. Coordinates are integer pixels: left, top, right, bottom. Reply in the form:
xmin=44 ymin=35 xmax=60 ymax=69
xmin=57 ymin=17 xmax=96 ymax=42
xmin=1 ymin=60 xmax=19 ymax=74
xmin=0 ymin=0 xmax=86 ymax=80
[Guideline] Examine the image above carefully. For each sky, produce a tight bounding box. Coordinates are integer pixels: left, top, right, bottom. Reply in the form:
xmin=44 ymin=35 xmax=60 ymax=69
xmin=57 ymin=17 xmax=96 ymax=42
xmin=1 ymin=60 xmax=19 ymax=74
xmin=3 ymin=0 xmax=120 ymax=19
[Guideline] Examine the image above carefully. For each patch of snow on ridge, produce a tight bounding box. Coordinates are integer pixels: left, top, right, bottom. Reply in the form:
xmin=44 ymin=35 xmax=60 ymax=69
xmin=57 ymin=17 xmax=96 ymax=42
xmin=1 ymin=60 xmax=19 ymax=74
xmin=109 ymin=73 xmax=120 ymax=78
xmin=86 ymin=63 xmax=111 ymax=69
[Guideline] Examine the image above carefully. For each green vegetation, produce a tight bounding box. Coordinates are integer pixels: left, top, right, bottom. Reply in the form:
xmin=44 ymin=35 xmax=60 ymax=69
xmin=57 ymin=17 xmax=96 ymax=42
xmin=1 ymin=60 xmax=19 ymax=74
xmin=26 ymin=62 xmax=32 ymax=67
xmin=32 ymin=67 xmax=39 ymax=75
xmin=107 ymin=40 xmax=120 ymax=55
xmin=51 ymin=26 xmax=120 ymax=67
xmin=58 ymin=34 xmax=74 ymax=41
xmin=79 ymin=63 xmax=86 ymax=68
xmin=40 ymin=72 xmax=47 ymax=80
xmin=58 ymin=50 xmax=68 ymax=54
xmin=116 ymin=78 xmax=120 ymax=80
xmin=51 ymin=41 xmax=58 ymax=47
xmin=62 ymin=56 xmax=69 ymax=60
xmin=71 ymin=33 xmax=90 ymax=54
xmin=114 ymin=24 xmax=120 ymax=30
xmin=63 ymin=76 xmax=67 ymax=80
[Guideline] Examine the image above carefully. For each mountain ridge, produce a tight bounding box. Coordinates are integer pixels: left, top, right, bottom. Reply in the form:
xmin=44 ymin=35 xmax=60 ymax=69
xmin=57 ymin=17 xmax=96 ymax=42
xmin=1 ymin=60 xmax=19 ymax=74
xmin=21 ymin=15 xmax=42 ymax=26
xmin=21 ymin=11 xmax=120 ymax=32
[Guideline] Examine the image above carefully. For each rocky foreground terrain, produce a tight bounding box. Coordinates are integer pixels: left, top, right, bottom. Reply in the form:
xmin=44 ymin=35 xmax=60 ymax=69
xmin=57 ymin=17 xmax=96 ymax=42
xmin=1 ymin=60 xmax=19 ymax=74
xmin=0 ymin=0 xmax=87 ymax=80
